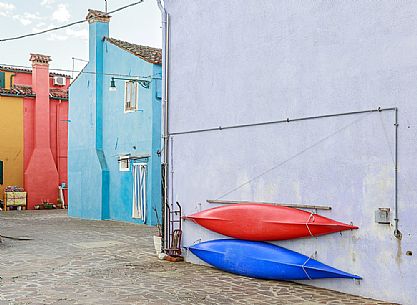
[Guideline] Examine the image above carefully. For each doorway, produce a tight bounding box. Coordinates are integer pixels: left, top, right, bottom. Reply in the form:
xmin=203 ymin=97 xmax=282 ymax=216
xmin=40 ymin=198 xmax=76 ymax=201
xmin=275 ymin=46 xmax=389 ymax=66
xmin=132 ymin=163 xmax=147 ymax=222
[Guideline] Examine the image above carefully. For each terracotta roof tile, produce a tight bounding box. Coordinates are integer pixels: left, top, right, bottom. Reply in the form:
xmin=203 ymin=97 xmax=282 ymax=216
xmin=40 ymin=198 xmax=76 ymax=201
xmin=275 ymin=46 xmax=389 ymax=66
xmin=105 ymin=37 xmax=162 ymax=65
xmin=0 ymin=85 xmax=34 ymax=96
xmin=30 ymin=53 xmax=52 ymax=64
xmin=86 ymin=9 xmax=111 ymax=23
xmin=49 ymin=88 xmax=68 ymax=99
xmin=0 ymin=65 xmax=70 ymax=78
xmin=0 ymin=85 xmax=68 ymax=100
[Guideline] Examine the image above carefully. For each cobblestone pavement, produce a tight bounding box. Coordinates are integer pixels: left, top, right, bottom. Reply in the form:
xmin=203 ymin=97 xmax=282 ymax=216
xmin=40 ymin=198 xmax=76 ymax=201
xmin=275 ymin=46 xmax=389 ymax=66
xmin=0 ymin=210 xmax=396 ymax=305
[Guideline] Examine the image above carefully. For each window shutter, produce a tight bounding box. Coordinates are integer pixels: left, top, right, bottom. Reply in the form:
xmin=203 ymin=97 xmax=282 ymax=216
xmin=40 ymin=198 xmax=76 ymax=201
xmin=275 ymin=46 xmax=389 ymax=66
xmin=124 ymin=82 xmax=128 ymax=111
xmin=131 ymin=83 xmax=135 ymax=109
xmin=134 ymin=83 xmax=138 ymax=109
xmin=128 ymin=82 xmax=131 ymax=109
xmin=0 ymin=72 xmax=5 ymax=89
xmin=0 ymin=160 xmax=3 ymax=185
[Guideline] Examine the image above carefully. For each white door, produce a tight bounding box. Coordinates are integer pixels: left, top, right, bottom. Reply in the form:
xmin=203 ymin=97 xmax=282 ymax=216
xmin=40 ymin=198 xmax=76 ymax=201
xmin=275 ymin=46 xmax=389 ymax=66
xmin=132 ymin=163 xmax=147 ymax=222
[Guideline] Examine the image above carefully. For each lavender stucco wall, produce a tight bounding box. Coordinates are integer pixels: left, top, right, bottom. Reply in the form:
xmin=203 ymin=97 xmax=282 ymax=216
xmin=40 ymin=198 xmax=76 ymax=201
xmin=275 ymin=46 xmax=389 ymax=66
xmin=165 ymin=1 xmax=417 ymax=304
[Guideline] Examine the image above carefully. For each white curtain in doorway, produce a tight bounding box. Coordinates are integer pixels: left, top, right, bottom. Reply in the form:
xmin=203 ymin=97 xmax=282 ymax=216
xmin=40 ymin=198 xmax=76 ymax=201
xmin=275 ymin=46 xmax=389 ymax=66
xmin=132 ymin=163 xmax=147 ymax=222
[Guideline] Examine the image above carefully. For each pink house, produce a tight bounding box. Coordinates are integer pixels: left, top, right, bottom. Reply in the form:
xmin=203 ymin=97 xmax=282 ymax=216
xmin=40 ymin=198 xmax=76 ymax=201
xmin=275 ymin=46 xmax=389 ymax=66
xmin=0 ymin=54 xmax=69 ymax=209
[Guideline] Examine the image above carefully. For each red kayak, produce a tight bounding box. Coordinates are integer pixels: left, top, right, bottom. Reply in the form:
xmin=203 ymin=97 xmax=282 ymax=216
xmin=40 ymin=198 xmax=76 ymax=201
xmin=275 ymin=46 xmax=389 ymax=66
xmin=184 ymin=203 xmax=358 ymax=241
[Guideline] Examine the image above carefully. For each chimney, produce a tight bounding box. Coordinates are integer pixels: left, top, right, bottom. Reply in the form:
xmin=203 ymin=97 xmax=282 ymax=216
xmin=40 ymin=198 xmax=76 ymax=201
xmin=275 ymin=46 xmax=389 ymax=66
xmin=30 ymin=53 xmax=51 ymax=148
xmin=85 ymin=9 xmax=111 ymax=219
xmin=25 ymin=53 xmax=59 ymax=209
xmin=86 ymin=9 xmax=110 ymax=62
xmin=86 ymin=9 xmax=111 ymax=24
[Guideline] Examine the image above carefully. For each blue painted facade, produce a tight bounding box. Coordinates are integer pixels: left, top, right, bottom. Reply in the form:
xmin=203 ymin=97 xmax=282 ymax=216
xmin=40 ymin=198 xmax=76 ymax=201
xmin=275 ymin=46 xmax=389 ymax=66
xmin=68 ymin=15 xmax=162 ymax=225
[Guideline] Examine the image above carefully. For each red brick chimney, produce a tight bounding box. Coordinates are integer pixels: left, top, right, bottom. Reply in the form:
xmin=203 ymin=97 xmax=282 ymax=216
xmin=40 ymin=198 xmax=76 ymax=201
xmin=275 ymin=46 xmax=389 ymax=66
xmin=24 ymin=54 xmax=59 ymax=208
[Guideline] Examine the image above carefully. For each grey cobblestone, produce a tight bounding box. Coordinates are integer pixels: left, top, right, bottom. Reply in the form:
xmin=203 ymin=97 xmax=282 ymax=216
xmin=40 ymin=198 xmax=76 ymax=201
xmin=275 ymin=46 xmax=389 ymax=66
xmin=0 ymin=210 xmax=396 ymax=305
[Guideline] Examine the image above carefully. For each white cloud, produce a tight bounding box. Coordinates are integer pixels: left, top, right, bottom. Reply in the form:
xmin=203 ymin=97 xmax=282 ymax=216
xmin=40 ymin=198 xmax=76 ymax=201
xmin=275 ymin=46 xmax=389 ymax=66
xmin=19 ymin=18 xmax=32 ymax=26
xmin=25 ymin=13 xmax=42 ymax=20
xmin=0 ymin=2 xmax=15 ymax=16
xmin=41 ymin=0 xmax=55 ymax=6
xmin=12 ymin=12 xmax=42 ymax=26
xmin=32 ymin=23 xmax=53 ymax=33
xmin=52 ymin=4 xmax=70 ymax=22
xmin=66 ymin=28 xmax=88 ymax=40
xmin=31 ymin=23 xmax=71 ymax=41
xmin=0 ymin=2 xmax=14 ymax=10
xmin=47 ymin=33 xmax=68 ymax=41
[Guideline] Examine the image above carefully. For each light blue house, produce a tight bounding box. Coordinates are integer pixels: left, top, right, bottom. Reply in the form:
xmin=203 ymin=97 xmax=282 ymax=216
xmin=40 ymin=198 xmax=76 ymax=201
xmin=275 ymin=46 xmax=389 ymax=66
xmin=68 ymin=9 xmax=162 ymax=225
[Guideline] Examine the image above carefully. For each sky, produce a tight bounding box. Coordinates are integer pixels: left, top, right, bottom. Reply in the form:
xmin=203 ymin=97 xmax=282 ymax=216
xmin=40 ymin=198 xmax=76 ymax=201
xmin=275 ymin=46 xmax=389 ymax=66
xmin=0 ymin=0 xmax=162 ymax=76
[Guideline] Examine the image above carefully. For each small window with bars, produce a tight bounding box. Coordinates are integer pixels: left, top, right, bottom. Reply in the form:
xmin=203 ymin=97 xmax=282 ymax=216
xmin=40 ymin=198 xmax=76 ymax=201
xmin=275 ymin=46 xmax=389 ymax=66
xmin=124 ymin=81 xmax=138 ymax=112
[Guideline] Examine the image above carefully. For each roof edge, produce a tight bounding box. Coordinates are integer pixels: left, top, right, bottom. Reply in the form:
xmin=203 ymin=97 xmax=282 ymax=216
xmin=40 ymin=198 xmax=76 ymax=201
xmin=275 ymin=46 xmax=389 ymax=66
xmin=0 ymin=65 xmax=71 ymax=78
xmin=104 ymin=37 xmax=162 ymax=65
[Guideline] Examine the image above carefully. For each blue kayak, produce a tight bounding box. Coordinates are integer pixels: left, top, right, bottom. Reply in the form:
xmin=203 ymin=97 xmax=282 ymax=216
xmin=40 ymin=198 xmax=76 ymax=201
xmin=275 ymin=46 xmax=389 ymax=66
xmin=189 ymin=239 xmax=361 ymax=280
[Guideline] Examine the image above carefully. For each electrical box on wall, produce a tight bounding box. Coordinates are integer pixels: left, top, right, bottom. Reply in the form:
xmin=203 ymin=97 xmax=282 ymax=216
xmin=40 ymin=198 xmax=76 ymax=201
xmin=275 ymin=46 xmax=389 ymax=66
xmin=375 ymin=208 xmax=391 ymax=224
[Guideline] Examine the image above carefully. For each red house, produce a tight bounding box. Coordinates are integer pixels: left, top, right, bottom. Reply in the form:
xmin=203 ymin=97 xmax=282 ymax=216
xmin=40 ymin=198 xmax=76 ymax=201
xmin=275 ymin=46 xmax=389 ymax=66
xmin=0 ymin=54 xmax=69 ymax=209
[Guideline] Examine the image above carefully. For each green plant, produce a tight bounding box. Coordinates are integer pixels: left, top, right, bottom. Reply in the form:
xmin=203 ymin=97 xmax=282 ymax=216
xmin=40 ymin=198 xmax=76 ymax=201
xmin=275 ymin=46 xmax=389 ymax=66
xmin=44 ymin=203 xmax=53 ymax=209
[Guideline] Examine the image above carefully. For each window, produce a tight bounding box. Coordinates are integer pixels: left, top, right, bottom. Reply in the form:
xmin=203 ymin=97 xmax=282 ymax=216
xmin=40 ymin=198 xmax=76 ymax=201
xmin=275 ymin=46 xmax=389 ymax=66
xmin=124 ymin=81 xmax=138 ymax=112
xmin=119 ymin=156 xmax=130 ymax=171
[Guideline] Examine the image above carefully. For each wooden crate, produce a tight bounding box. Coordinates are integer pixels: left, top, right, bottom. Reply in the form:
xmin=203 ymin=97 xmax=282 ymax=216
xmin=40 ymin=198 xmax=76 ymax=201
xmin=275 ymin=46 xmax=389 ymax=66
xmin=4 ymin=192 xmax=27 ymax=211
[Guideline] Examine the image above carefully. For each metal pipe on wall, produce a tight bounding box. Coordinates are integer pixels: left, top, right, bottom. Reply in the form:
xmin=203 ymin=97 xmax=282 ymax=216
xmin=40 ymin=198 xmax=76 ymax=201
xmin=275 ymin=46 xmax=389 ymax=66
xmin=394 ymin=107 xmax=401 ymax=239
xmin=170 ymin=137 xmax=174 ymax=208
xmin=207 ymin=199 xmax=332 ymax=210
xmin=170 ymin=107 xmax=397 ymax=136
xmin=164 ymin=14 xmax=170 ymax=251
xmin=157 ymin=0 xmax=171 ymax=251
xmin=56 ymin=100 xmax=60 ymax=181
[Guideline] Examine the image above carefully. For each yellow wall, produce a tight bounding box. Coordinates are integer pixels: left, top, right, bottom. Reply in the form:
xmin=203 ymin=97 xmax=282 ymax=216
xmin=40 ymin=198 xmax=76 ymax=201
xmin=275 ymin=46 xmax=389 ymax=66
xmin=0 ymin=95 xmax=24 ymax=199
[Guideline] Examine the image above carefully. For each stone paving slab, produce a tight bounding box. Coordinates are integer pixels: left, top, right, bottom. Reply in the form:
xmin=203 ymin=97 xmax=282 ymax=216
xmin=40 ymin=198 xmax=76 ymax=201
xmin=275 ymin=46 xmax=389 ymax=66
xmin=0 ymin=210 xmax=397 ymax=305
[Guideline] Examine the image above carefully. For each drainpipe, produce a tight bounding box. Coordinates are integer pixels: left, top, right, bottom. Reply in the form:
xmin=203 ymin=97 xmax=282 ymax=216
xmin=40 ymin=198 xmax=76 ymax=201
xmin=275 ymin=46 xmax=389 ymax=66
xmin=56 ymin=100 xmax=61 ymax=183
xmin=394 ymin=107 xmax=401 ymax=239
xmin=157 ymin=0 xmax=170 ymax=251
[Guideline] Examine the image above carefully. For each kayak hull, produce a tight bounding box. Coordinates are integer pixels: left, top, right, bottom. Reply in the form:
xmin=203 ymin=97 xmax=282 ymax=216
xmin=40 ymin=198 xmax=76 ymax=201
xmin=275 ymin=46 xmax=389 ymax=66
xmin=185 ymin=203 xmax=357 ymax=241
xmin=189 ymin=239 xmax=361 ymax=280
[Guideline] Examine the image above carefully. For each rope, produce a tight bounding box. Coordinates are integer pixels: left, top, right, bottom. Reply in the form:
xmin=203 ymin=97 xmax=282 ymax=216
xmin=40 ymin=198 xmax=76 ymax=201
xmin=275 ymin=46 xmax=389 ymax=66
xmin=192 ymin=238 xmax=202 ymax=245
xmin=216 ymin=112 xmax=373 ymax=200
xmin=183 ymin=238 xmax=202 ymax=250
xmin=305 ymin=213 xmax=315 ymax=237
xmin=301 ymin=255 xmax=313 ymax=280
xmin=378 ymin=111 xmax=395 ymax=163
